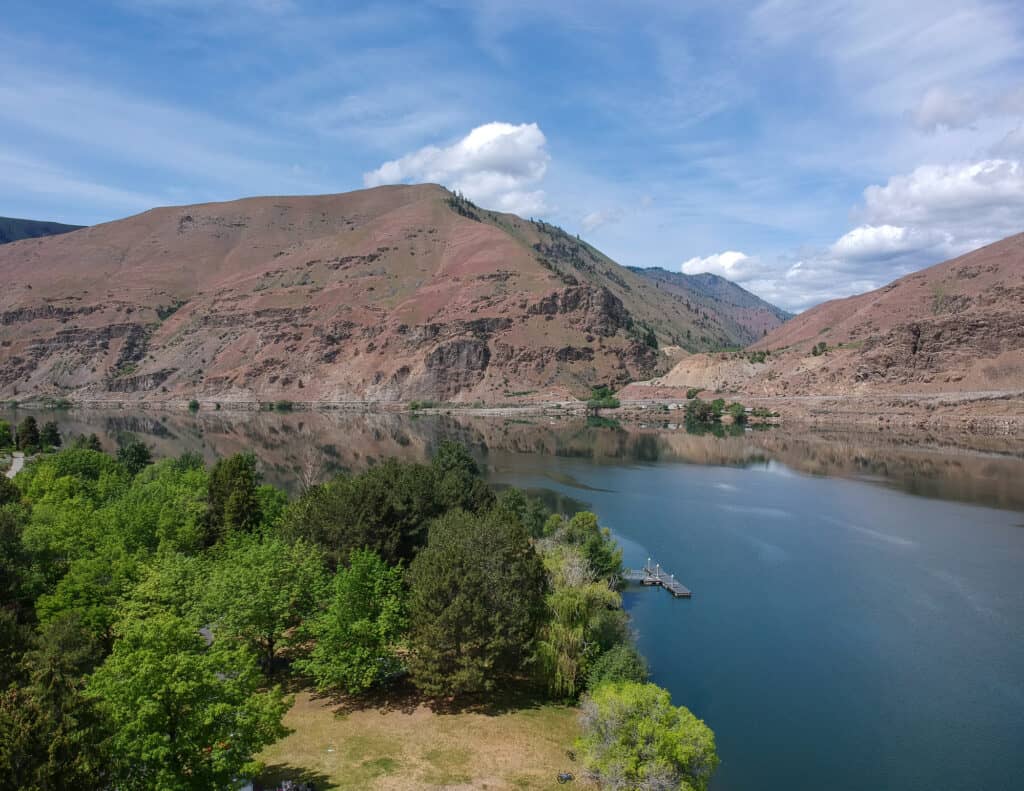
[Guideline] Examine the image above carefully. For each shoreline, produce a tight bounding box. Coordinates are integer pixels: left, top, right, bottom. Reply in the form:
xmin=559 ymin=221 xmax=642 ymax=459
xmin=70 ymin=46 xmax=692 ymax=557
xmin=6 ymin=389 xmax=1022 ymax=437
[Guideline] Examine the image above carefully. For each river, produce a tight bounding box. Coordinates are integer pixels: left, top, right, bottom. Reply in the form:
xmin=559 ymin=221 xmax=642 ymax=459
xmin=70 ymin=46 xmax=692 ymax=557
xmin=4 ymin=407 xmax=1023 ymax=790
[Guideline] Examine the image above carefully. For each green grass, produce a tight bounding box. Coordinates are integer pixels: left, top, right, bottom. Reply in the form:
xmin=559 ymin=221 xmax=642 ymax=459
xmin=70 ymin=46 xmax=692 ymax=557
xmin=257 ymin=690 xmax=590 ymax=790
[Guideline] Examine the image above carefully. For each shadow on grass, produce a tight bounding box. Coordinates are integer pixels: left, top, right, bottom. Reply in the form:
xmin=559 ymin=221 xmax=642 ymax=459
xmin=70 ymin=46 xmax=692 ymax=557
xmin=314 ymin=677 xmax=554 ymax=718
xmin=256 ymin=763 xmax=334 ymax=790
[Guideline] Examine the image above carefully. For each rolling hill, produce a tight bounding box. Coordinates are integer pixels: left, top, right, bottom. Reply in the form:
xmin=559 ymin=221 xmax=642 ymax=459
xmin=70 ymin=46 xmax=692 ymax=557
xmin=0 ymin=216 xmax=83 ymax=245
xmin=637 ymin=232 xmax=1024 ymax=398
xmin=0 ymin=184 xmax=787 ymax=404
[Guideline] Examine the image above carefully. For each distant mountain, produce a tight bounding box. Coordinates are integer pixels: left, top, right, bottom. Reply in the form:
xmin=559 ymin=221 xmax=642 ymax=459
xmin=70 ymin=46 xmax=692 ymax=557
xmin=0 ymin=216 xmax=83 ymax=245
xmin=0 ymin=184 xmax=787 ymax=403
xmin=629 ymin=266 xmax=791 ymax=346
xmin=645 ymin=232 xmax=1024 ymax=397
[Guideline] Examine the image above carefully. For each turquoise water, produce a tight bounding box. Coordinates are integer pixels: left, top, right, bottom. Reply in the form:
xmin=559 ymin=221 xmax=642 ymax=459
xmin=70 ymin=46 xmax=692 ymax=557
xmin=6 ymin=409 xmax=1024 ymax=789
xmin=489 ymin=455 xmax=1024 ymax=791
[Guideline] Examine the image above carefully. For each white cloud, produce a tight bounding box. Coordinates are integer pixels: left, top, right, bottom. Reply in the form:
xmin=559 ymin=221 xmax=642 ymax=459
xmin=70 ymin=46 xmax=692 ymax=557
xmin=681 ymin=250 xmax=758 ymax=278
xmin=581 ymin=208 xmax=622 ymax=232
xmin=829 ymin=224 xmax=948 ymax=262
xmin=363 ymin=122 xmax=550 ymax=216
xmin=860 ymin=159 xmax=1024 ymax=229
xmin=911 ymin=86 xmax=978 ymax=132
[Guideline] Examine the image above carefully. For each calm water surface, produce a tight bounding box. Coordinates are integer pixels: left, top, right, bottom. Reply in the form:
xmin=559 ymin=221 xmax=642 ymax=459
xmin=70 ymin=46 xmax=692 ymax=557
xmin=6 ymin=409 xmax=1023 ymax=791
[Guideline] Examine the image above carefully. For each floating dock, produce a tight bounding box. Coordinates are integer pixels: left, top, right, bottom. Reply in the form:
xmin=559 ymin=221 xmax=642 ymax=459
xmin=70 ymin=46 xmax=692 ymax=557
xmin=624 ymin=559 xmax=691 ymax=598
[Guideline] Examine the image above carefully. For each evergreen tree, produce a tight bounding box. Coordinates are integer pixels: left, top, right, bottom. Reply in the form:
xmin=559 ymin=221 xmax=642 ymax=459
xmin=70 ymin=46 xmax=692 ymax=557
xmin=16 ymin=416 xmax=40 ymax=452
xmin=117 ymin=439 xmax=153 ymax=476
xmin=407 ymin=509 xmax=546 ymax=696
xmin=40 ymin=421 xmax=62 ymax=448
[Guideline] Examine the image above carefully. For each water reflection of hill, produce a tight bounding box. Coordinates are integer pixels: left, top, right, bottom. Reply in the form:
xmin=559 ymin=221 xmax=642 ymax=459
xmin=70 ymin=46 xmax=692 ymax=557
xmin=4 ymin=409 xmax=1023 ymax=511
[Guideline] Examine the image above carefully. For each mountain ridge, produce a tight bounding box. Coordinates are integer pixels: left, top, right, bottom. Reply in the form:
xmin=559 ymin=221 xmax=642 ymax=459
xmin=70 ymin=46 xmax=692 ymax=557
xmin=634 ymin=232 xmax=1024 ymax=400
xmin=0 ymin=184 xmax=788 ymax=403
xmin=0 ymin=216 xmax=83 ymax=245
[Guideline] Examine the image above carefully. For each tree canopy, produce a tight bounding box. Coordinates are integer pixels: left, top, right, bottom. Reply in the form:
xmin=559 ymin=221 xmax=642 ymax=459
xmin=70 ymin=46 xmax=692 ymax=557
xmin=407 ymin=509 xmax=547 ymax=696
xmin=296 ymin=548 xmax=406 ymax=694
xmin=86 ymin=612 xmax=289 ymax=790
xmin=578 ymin=682 xmax=719 ymax=791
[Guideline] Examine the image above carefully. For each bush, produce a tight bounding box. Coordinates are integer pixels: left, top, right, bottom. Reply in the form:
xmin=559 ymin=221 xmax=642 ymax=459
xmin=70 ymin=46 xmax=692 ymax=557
xmin=725 ymin=402 xmax=747 ymax=424
xmin=187 ymin=399 xmax=200 ymax=412
xmin=578 ymin=682 xmax=719 ymax=791
xmin=272 ymin=400 xmax=294 ymax=412
xmin=686 ymin=387 xmax=700 ymax=400
xmin=586 ymin=386 xmax=620 ymax=410
xmin=811 ymin=341 xmax=827 ymax=356
xmin=587 ymin=644 xmax=649 ymax=689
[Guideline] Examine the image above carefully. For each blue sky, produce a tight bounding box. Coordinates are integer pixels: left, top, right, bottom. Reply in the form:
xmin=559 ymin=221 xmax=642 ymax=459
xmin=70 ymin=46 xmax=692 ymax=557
xmin=2 ymin=1 xmax=1023 ymax=310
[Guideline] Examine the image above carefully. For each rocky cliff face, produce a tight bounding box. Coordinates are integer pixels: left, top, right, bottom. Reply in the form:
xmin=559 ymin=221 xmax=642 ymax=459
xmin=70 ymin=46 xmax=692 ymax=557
xmin=0 ymin=184 xmax=766 ymax=403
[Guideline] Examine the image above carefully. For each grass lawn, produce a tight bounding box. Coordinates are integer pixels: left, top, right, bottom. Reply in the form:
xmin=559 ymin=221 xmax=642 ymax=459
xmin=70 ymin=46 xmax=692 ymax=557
xmin=257 ymin=688 xmax=594 ymax=790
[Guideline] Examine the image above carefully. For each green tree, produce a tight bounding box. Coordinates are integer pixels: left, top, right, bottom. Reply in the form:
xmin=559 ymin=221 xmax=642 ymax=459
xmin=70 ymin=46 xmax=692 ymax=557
xmin=296 ymin=549 xmax=407 ymax=694
xmin=586 ymin=386 xmax=621 ymax=410
xmin=537 ymin=578 xmax=624 ymax=698
xmin=0 ymin=474 xmax=19 ymax=506
xmin=577 ymin=682 xmax=719 ymax=791
xmin=17 ymin=416 xmax=40 ymax=452
xmin=725 ymin=402 xmax=747 ymax=424
xmin=40 ymin=420 xmax=62 ymax=449
xmin=407 ymin=509 xmax=547 ymax=696
xmin=117 ymin=439 xmax=153 ymax=476
xmin=35 ymin=549 xmax=141 ymax=648
xmin=558 ymin=512 xmax=624 ymax=585
xmin=205 ymin=452 xmax=262 ymax=543
xmin=431 ymin=440 xmax=495 ymax=515
xmin=495 ymin=487 xmax=549 ymax=538
xmin=86 ymin=612 xmax=289 ymax=791
xmin=587 ymin=643 xmax=649 ymax=689
xmin=0 ymin=615 xmax=112 ymax=791
xmin=0 ymin=419 xmax=14 ymax=450
xmin=281 ymin=459 xmax=444 ymax=568
xmin=71 ymin=433 xmax=103 ymax=452
xmin=201 ymin=534 xmax=328 ymax=673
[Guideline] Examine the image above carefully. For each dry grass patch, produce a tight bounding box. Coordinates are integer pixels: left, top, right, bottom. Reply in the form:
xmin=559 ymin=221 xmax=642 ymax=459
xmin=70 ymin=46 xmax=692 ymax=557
xmin=257 ymin=689 xmax=594 ymax=790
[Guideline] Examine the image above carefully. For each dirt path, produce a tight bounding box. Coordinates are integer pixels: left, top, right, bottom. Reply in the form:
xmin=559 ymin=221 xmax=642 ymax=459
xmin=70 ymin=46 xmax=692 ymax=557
xmin=5 ymin=451 xmax=24 ymax=479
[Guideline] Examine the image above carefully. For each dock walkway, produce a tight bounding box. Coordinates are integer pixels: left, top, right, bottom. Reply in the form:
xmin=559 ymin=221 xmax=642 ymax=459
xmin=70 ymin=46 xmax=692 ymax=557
xmin=624 ymin=560 xmax=691 ymax=598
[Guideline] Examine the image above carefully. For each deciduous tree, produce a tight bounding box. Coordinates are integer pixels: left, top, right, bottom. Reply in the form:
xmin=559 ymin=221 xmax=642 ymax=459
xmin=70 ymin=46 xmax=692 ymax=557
xmin=296 ymin=549 xmax=406 ymax=693
xmin=86 ymin=612 xmax=289 ymax=791
xmin=577 ymin=682 xmax=719 ymax=791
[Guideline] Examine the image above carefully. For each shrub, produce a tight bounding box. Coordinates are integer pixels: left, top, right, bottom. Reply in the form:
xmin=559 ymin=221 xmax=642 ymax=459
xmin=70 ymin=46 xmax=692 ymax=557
xmin=587 ymin=643 xmax=649 ymax=688
xmin=686 ymin=387 xmax=701 ymax=399
xmin=578 ymin=682 xmax=719 ymax=791
xmin=272 ymin=400 xmax=294 ymax=412
xmin=187 ymin=399 xmax=200 ymax=412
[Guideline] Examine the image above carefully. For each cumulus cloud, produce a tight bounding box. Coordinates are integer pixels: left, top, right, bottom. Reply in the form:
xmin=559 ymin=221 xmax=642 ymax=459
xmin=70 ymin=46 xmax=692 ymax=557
xmin=860 ymin=159 xmax=1024 ymax=232
xmin=363 ymin=121 xmax=549 ymax=215
xmin=829 ymin=224 xmax=949 ymax=262
xmin=692 ymin=157 xmax=1024 ymax=312
xmin=682 ymin=250 xmax=758 ymax=278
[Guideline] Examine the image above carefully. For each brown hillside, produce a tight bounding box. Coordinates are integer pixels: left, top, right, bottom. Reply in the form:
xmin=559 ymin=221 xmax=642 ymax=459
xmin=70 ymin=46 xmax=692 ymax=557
xmin=634 ymin=233 xmax=1024 ymax=398
xmin=0 ymin=184 xmax=773 ymax=403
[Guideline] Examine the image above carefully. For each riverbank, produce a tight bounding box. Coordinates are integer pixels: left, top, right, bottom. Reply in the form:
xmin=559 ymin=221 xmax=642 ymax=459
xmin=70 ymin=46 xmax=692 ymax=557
xmin=9 ymin=387 xmax=1023 ymax=437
